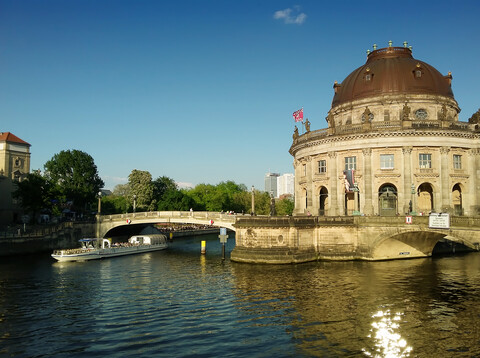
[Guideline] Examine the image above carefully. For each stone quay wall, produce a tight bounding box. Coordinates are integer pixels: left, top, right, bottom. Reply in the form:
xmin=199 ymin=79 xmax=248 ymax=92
xmin=0 ymin=222 xmax=95 ymax=256
xmin=231 ymin=216 xmax=480 ymax=264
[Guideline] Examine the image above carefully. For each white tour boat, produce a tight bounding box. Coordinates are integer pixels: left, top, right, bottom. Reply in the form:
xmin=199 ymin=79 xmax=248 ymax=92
xmin=51 ymin=234 xmax=168 ymax=262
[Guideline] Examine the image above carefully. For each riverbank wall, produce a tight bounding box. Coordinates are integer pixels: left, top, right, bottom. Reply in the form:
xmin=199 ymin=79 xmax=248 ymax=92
xmin=231 ymin=216 xmax=480 ymax=264
xmin=0 ymin=224 xmax=220 ymax=256
xmin=0 ymin=222 xmax=95 ymax=256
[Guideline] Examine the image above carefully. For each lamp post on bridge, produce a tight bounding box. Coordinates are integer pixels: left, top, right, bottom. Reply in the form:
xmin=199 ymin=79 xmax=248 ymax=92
xmin=133 ymin=195 xmax=137 ymax=213
xmin=251 ymin=185 xmax=255 ymax=215
xmin=97 ymin=191 xmax=102 ymax=215
xmin=96 ymin=191 xmax=102 ymax=238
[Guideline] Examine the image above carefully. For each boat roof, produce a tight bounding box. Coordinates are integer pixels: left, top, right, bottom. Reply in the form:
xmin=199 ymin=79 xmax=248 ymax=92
xmin=78 ymin=238 xmax=99 ymax=242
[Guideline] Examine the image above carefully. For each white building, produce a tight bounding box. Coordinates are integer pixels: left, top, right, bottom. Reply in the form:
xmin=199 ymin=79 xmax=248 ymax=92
xmin=277 ymin=173 xmax=294 ymax=198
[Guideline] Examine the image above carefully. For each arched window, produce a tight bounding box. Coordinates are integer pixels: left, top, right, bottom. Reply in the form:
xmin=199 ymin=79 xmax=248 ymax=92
xmin=452 ymin=184 xmax=462 ymax=216
xmin=319 ymin=187 xmax=328 ymax=216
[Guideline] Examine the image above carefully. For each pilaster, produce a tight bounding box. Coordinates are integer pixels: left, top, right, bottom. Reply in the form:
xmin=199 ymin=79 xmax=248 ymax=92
xmin=440 ymin=146 xmax=450 ymax=212
xmin=328 ymin=151 xmax=338 ymax=216
xmin=402 ymin=147 xmax=413 ymax=214
xmin=362 ymin=148 xmax=373 ymax=215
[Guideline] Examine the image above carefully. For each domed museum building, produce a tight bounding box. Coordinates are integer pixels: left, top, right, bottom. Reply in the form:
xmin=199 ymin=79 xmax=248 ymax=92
xmin=290 ymin=42 xmax=480 ymax=217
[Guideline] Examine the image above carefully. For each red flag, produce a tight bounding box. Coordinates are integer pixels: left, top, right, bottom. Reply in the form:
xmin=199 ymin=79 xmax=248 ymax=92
xmin=293 ymin=108 xmax=303 ymax=122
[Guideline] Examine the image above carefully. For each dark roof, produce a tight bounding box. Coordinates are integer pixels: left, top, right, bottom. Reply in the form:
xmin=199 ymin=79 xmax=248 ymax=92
xmin=332 ymin=46 xmax=454 ymax=108
xmin=0 ymin=132 xmax=31 ymax=146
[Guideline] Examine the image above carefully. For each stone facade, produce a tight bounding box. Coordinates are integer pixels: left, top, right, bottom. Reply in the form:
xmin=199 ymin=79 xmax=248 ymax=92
xmin=289 ymin=45 xmax=480 ymax=217
xmin=0 ymin=132 xmax=31 ymax=225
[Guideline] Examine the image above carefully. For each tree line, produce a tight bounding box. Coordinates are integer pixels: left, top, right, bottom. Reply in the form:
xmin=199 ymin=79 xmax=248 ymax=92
xmin=14 ymin=149 xmax=294 ymax=222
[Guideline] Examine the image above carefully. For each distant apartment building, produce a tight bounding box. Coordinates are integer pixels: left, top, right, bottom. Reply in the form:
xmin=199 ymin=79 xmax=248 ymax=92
xmin=264 ymin=172 xmax=280 ymax=197
xmin=277 ymin=173 xmax=294 ymax=198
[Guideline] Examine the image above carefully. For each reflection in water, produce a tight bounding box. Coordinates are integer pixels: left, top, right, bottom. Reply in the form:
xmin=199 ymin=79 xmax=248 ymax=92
xmin=0 ymin=238 xmax=480 ymax=357
xmin=363 ymin=310 xmax=412 ymax=357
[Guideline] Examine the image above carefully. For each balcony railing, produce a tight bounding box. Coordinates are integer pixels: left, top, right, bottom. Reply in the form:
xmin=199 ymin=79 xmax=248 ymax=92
xmin=292 ymin=120 xmax=474 ymax=147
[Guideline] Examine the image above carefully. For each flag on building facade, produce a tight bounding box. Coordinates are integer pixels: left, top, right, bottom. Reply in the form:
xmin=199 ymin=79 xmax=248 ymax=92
xmin=343 ymin=170 xmax=355 ymax=192
xmin=293 ymin=108 xmax=304 ymax=122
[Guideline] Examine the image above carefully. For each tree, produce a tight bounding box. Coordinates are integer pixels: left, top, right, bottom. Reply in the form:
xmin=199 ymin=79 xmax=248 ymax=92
xmin=12 ymin=171 xmax=52 ymax=221
xmin=157 ymin=189 xmax=195 ymax=211
xmin=44 ymin=150 xmax=104 ymax=213
xmin=153 ymin=176 xmax=177 ymax=201
xmin=112 ymin=183 xmax=130 ymax=197
xmin=276 ymin=197 xmax=294 ymax=216
xmin=128 ymin=169 xmax=155 ymax=211
xmin=101 ymin=195 xmax=128 ymax=214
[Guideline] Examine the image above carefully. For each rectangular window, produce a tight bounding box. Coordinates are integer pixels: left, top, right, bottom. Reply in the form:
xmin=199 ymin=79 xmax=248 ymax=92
xmin=380 ymin=154 xmax=394 ymax=169
xmin=302 ymin=164 xmax=306 ymax=176
xmin=453 ymin=154 xmax=462 ymax=169
xmin=345 ymin=156 xmax=356 ymax=171
xmin=318 ymin=160 xmax=326 ymax=173
xmin=384 ymin=109 xmax=390 ymax=121
xmin=419 ymin=153 xmax=432 ymax=169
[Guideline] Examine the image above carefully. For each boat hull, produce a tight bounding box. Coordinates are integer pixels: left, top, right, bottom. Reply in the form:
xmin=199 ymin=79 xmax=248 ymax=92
xmin=52 ymin=244 xmax=168 ymax=262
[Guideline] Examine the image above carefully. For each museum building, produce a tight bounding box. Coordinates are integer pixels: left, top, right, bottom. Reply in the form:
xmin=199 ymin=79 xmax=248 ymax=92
xmin=289 ymin=42 xmax=480 ymax=217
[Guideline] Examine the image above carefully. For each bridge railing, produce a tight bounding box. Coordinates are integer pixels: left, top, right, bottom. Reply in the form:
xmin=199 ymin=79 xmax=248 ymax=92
xmin=100 ymin=211 xmax=237 ymax=223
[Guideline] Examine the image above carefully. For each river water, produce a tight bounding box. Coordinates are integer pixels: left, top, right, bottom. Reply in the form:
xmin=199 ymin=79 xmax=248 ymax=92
xmin=1 ymin=233 xmax=479 ymax=357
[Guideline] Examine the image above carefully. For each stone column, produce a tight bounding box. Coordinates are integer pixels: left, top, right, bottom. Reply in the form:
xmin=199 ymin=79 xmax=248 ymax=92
xmin=402 ymin=147 xmax=413 ymax=214
xmin=362 ymin=148 xmax=373 ymax=215
xmin=328 ymin=151 xmax=338 ymax=216
xmin=305 ymin=156 xmax=313 ymax=212
xmin=440 ymin=147 xmax=450 ymax=212
xmin=293 ymin=159 xmax=302 ymax=215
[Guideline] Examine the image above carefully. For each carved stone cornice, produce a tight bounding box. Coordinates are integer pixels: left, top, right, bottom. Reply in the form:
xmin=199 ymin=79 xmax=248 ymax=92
xmin=290 ymin=130 xmax=480 ymax=155
xmin=413 ymin=173 xmax=440 ymax=178
xmin=450 ymin=174 xmax=469 ymax=180
xmin=313 ymin=175 xmax=329 ymax=183
xmin=374 ymin=173 xmax=401 ymax=179
xmin=328 ymin=151 xmax=337 ymax=158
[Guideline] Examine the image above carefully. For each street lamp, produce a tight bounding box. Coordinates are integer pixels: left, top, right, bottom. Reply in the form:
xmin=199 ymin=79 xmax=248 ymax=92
xmin=97 ymin=191 xmax=102 ymax=215
xmin=133 ymin=195 xmax=137 ymax=213
xmin=251 ymin=185 xmax=255 ymax=215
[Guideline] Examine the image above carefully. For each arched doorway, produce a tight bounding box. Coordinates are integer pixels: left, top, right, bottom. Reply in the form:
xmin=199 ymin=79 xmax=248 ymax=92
xmin=319 ymin=187 xmax=328 ymax=216
xmin=452 ymin=183 xmax=462 ymax=215
xmin=378 ymin=184 xmax=397 ymax=216
xmin=418 ymin=183 xmax=434 ymax=214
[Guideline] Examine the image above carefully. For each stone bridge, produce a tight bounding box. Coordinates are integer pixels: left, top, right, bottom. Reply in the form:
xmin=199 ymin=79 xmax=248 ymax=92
xmin=97 ymin=211 xmax=480 ymax=263
xmin=97 ymin=211 xmax=237 ymax=238
xmin=231 ymin=215 xmax=480 ymax=263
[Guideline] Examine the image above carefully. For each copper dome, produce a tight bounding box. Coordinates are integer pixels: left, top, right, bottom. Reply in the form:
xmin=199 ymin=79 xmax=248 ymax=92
xmin=331 ymin=46 xmax=454 ymax=108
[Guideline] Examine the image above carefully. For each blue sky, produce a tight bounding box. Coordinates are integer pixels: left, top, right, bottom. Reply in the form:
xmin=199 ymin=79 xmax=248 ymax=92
xmin=2 ymin=0 xmax=479 ymax=190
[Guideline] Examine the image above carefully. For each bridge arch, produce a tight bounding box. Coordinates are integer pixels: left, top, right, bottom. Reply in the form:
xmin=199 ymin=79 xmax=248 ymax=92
xmin=97 ymin=211 xmax=237 ymax=238
xmin=369 ymin=227 xmax=480 ymax=260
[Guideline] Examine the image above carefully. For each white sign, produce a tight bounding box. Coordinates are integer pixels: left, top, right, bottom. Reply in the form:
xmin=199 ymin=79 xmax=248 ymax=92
xmin=429 ymin=213 xmax=450 ymax=229
xmin=405 ymin=216 xmax=412 ymax=224
xmin=220 ymin=228 xmax=227 ymax=236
